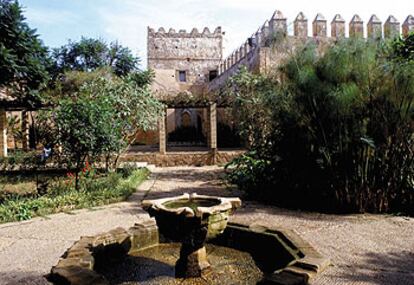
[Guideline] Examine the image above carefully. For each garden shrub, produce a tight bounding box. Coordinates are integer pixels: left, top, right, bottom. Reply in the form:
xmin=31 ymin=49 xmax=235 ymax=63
xmin=0 ymin=168 xmax=149 ymax=223
xmin=0 ymin=150 xmax=39 ymax=171
xmin=226 ymin=35 xmax=414 ymax=215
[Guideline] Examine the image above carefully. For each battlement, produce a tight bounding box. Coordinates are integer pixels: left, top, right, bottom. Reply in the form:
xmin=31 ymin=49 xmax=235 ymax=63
xmin=148 ymin=26 xmax=223 ymax=38
xmin=147 ymin=25 xmax=223 ymax=96
xmin=213 ymin=11 xmax=414 ymax=87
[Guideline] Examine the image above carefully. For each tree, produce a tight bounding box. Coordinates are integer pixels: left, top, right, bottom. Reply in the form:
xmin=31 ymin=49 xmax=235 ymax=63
xmin=0 ymin=0 xmax=50 ymax=103
xmin=51 ymin=37 xmax=139 ymax=78
xmin=55 ymin=93 xmax=121 ymax=189
xmin=79 ymin=71 xmax=163 ymax=166
xmin=47 ymin=70 xmax=162 ymax=188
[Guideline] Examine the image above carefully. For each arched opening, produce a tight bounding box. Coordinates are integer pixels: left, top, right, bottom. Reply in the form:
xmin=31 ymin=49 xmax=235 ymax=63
xmin=181 ymin=111 xmax=192 ymax=127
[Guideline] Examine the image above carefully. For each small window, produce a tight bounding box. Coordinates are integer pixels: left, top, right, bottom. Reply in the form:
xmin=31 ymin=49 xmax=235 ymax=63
xmin=178 ymin=71 xmax=187 ymax=82
xmin=209 ymin=70 xmax=218 ymax=81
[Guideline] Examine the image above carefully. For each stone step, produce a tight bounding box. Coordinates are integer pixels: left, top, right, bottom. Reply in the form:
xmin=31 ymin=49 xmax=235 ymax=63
xmin=146 ymin=164 xmax=157 ymax=172
xmin=118 ymin=161 xmax=148 ymax=168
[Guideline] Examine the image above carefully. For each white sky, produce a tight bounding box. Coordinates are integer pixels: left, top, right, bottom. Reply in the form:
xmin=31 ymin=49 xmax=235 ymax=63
xmin=22 ymin=0 xmax=414 ymax=68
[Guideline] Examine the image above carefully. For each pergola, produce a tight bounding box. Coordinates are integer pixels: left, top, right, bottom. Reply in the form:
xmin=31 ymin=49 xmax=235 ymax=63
xmin=158 ymin=102 xmax=220 ymax=154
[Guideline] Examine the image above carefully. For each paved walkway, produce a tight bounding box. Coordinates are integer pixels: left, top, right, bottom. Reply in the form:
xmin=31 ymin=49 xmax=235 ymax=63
xmin=0 ymin=166 xmax=413 ymax=285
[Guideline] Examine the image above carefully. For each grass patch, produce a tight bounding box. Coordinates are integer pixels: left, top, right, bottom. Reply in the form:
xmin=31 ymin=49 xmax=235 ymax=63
xmin=0 ymin=168 xmax=149 ymax=224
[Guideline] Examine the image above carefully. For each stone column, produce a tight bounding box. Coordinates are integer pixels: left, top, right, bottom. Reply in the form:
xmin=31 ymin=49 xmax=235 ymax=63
xmin=384 ymin=15 xmax=400 ymax=39
xmin=331 ymin=14 xmax=345 ymax=38
xmin=158 ymin=113 xmax=166 ymax=154
xmin=0 ymin=109 xmax=7 ymax=157
xmin=294 ymin=12 xmax=308 ymax=38
xmin=367 ymin=15 xmax=382 ymax=40
xmin=207 ymin=103 xmax=217 ymax=150
xmin=21 ymin=111 xmax=30 ymax=150
xmin=402 ymin=15 xmax=414 ymax=37
xmin=349 ymin=14 xmax=364 ymax=38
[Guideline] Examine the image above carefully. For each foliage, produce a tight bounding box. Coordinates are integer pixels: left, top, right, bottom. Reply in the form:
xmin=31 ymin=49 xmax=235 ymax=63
xmin=0 ymin=168 xmax=149 ymax=223
xmin=224 ymin=66 xmax=280 ymax=152
xmin=225 ymin=152 xmax=272 ymax=199
xmin=390 ymin=32 xmax=414 ymax=62
xmin=0 ymin=150 xmax=38 ymax=171
xmin=226 ymin=37 xmax=414 ymax=215
xmin=6 ymin=114 xmax=24 ymax=148
xmin=74 ymin=72 xmax=163 ymax=154
xmin=0 ymin=0 xmax=50 ymax=103
xmin=36 ymin=69 xmax=162 ymax=187
xmin=50 ymin=37 xmax=139 ymax=79
xmin=54 ymin=89 xmax=123 ymax=182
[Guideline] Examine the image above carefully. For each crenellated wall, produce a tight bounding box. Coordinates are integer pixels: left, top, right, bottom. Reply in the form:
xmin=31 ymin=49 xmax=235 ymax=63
xmin=148 ymin=27 xmax=223 ymax=97
xmin=208 ymin=12 xmax=414 ymax=91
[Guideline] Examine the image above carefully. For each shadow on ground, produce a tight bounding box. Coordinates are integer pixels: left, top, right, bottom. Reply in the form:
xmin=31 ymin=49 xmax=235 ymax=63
xmin=332 ymin=251 xmax=414 ymax=285
xmin=0 ymin=271 xmax=51 ymax=285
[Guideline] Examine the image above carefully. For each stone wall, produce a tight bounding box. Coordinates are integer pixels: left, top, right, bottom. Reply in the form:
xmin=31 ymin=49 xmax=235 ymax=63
xmin=208 ymin=12 xmax=414 ymax=91
xmin=120 ymin=150 xmax=245 ymax=167
xmin=148 ymin=27 xmax=223 ymax=97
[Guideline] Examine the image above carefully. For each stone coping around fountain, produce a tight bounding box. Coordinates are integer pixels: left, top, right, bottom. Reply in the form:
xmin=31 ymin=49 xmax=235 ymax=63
xmin=141 ymin=192 xmax=242 ymax=218
xmin=47 ymin=219 xmax=159 ymax=285
xmin=47 ymin=219 xmax=329 ymax=285
xmin=219 ymin=222 xmax=331 ymax=284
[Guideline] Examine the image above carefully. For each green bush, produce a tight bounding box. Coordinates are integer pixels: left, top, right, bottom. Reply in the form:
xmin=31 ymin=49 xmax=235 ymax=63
xmin=0 ymin=150 xmax=39 ymax=171
xmin=0 ymin=168 xmax=149 ymax=223
xmin=226 ymin=35 xmax=414 ymax=215
xmin=225 ymin=152 xmax=272 ymax=199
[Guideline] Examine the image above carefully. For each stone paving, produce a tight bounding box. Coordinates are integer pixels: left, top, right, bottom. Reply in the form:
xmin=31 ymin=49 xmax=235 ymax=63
xmin=0 ymin=166 xmax=413 ymax=285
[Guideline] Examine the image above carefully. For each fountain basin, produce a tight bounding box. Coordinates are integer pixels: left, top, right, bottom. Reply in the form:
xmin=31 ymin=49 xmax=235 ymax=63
xmin=141 ymin=193 xmax=241 ymax=277
xmin=142 ymin=193 xmax=241 ymax=240
xmin=48 ymin=220 xmax=330 ymax=285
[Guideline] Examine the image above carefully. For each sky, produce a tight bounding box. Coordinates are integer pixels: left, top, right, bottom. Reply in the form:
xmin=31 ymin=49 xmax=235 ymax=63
xmin=20 ymin=0 xmax=414 ymax=69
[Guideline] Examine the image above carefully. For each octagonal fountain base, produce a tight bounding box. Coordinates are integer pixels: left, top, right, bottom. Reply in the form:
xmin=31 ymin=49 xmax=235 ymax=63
xmin=48 ymin=219 xmax=329 ymax=285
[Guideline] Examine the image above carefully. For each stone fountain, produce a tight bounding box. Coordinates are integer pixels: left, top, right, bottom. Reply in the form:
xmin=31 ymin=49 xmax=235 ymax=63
xmin=48 ymin=193 xmax=330 ymax=284
xmin=141 ymin=193 xmax=241 ymax=277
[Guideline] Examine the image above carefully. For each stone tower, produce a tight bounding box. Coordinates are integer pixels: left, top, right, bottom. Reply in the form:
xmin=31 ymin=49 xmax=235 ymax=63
xmin=147 ymin=27 xmax=223 ymax=96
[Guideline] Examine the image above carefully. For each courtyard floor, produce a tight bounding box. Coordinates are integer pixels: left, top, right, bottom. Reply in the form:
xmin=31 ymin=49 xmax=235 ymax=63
xmin=0 ymin=166 xmax=413 ymax=285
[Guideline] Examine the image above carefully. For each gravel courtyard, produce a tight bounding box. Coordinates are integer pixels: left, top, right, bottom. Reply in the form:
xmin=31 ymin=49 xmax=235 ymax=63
xmin=0 ymin=166 xmax=413 ymax=285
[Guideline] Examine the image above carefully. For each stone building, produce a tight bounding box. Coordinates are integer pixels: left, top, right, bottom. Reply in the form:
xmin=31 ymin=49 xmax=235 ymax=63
xmin=145 ymin=26 xmax=226 ymax=151
xmin=133 ymin=11 xmax=414 ymax=165
xmin=147 ymin=27 xmax=223 ymax=96
xmin=209 ymin=12 xmax=414 ymax=91
xmin=2 ymin=11 xmax=413 ymax=166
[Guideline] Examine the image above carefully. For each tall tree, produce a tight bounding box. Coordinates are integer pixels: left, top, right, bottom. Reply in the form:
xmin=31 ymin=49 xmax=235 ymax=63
xmin=51 ymin=37 xmax=139 ymax=78
xmin=0 ymin=0 xmax=50 ymax=103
